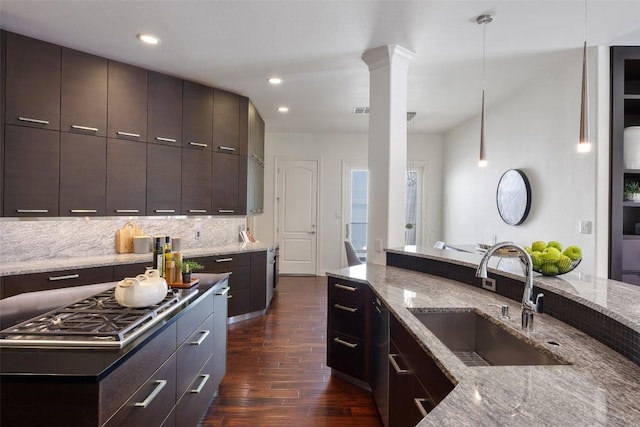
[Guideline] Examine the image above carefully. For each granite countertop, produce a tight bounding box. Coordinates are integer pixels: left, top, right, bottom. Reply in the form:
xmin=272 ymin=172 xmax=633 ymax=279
xmin=0 ymin=242 xmax=276 ymax=277
xmin=328 ymin=259 xmax=640 ymax=425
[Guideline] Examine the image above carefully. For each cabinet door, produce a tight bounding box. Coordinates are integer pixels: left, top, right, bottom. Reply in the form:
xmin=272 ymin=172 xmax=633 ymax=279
xmin=238 ymin=96 xmax=249 ymax=156
xmin=241 ymin=156 xmax=264 ymax=215
xmin=61 ymin=48 xmax=108 ymax=136
xmin=59 ymin=133 xmax=107 ymax=216
xmin=181 ymin=148 xmax=211 ymax=214
xmin=182 ymin=81 xmax=212 ymax=151
xmin=148 ymin=72 xmax=182 ymax=145
xmin=389 ymin=341 xmax=429 ymax=427
xmin=107 ymin=60 xmax=148 ymax=141
xmin=212 ymin=151 xmax=240 ymax=214
xmin=213 ymin=89 xmax=240 ymax=154
xmin=147 ymin=144 xmax=181 ymax=215
xmin=247 ymin=101 xmax=265 ymax=163
xmin=106 ymin=138 xmax=147 ymax=215
xmin=5 ymin=32 xmax=60 ymax=130
xmin=3 ymin=125 xmax=59 ymax=216
xmin=250 ymin=251 xmax=267 ymax=312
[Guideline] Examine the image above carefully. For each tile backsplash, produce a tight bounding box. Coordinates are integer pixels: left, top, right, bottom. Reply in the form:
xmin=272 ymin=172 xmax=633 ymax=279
xmin=0 ymin=216 xmax=246 ymax=263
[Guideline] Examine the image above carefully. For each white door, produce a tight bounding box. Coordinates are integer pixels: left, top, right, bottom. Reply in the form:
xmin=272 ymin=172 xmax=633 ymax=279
xmin=341 ymin=160 xmax=368 ymax=267
xmin=276 ymin=160 xmax=318 ymax=275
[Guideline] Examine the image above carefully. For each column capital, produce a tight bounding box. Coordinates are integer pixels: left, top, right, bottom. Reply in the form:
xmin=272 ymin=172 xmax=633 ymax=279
xmin=361 ymin=45 xmax=416 ymax=71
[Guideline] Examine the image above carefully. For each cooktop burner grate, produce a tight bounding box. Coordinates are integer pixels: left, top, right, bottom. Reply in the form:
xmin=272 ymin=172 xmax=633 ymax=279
xmin=0 ymin=288 xmax=194 ymax=348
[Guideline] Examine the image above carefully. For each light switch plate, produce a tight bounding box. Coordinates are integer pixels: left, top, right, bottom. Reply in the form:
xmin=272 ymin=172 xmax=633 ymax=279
xmin=579 ymin=220 xmax=592 ymax=234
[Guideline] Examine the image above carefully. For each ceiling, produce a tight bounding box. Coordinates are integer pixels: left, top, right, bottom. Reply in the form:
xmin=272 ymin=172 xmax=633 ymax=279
xmin=1 ymin=0 xmax=640 ymax=134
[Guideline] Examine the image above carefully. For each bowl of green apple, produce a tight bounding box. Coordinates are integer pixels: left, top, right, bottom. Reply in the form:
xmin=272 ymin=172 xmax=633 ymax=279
xmin=524 ymin=240 xmax=582 ymax=276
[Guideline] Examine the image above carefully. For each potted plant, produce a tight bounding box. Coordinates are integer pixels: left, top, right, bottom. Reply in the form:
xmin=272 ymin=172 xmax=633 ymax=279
xmin=624 ymin=181 xmax=640 ymax=202
xmin=177 ymin=260 xmax=204 ymax=283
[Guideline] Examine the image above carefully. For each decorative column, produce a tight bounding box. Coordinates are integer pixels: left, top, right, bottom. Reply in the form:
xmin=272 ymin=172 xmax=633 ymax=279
xmin=362 ymin=45 xmax=415 ymax=265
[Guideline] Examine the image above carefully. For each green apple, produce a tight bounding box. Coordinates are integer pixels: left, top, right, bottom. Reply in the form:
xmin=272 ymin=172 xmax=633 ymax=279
xmin=563 ymin=245 xmax=582 ymax=260
xmin=557 ymin=255 xmax=572 ymax=273
xmin=541 ymin=262 xmax=559 ymax=275
xmin=531 ymin=241 xmax=547 ymax=252
xmin=525 ymin=246 xmax=533 ymax=254
xmin=531 ymin=252 xmax=543 ymax=269
xmin=542 ymin=247 xmax=561 ymax=260
xmin=548 ymin=241 xmax=563 ymax=251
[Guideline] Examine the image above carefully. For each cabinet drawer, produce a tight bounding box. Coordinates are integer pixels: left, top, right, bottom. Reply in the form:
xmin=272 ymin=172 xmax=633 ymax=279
xmin=228 ymin=288 xmax=250 ymax=317
xmin=622 ymin=239 xmax=640 ymax=270
xmin=328 ymin=277 xmax=367 ymax=305
xmin=177 ymin=291 xmax=214 ymax=344
xmin=104 ymin=353 xmax=176 ymax=427
xmin=328 ymin=331 xmax=365 ymax=380
xmin=329 ymin=298 xmax=365 ymax=338
xmin=2 ymin=266 xmax=113 ymax=299
xmin=177 ymin=314 xmax=214 ymax=397
xmin=113 ymin=262 xmax=153 ymax=280
xmin=176 ymin=354 xmax=216 ymax=427
xmin=201 ymin=253 xmax=251 ymax=269
xmin=201 ymin=263 xmax=250 ymax=291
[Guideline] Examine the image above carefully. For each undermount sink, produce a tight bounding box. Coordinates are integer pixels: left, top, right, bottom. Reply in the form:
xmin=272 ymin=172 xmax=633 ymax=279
xmin=409 ymin=308 xmax=568 ymax=367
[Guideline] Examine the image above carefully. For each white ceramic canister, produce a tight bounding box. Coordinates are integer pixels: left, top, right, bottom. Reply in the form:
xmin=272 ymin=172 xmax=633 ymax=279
xmin=624 ymin=126 xmax=640 ymax=169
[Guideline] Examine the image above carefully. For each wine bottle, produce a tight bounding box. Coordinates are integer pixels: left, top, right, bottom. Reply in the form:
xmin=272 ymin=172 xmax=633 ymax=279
xmin=153 ymin=237 xmax=164 ymax=274
xmin=163 ymin=236 xmax=172 ymax=279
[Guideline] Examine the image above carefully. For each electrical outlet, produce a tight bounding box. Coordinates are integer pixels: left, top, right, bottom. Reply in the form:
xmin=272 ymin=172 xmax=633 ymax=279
xmin=195 ymin=222 xmax=202 ymax=240
xmin=482 ymin=278 xmax=496 ymax=292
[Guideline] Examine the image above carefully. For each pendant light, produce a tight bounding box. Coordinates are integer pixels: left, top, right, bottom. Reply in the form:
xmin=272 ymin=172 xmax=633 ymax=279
xmin=578 ymin=0 xmax=591 ymax=153
xmin=477 ymin=14 xmax=493 ymax=167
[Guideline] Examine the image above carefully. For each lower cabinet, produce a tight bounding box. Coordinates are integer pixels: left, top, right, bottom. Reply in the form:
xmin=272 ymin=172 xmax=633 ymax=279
xmin=1 ymin=266 xmax=114 ymax=299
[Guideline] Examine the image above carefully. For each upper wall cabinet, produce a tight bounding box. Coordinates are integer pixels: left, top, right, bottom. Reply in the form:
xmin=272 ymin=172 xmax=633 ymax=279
xmin=183 ymin=81 xmax=213 ymax=151
xmin=108 ymin=61 xmax=148 ymax=142
xmin=213 ymin=89 xmax=241 ymax=154
xmin=148 ymin=72 xmax=183 ymax=146
xmin=5 ymin=32 xmax=60 ymax=130
xmin=61 ymin=48 xmax=108 ymax=137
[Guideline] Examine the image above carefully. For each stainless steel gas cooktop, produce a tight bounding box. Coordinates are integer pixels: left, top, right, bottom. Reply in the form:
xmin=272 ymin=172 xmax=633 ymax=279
xmin=0 ymin=288 xmax=196 ymax=349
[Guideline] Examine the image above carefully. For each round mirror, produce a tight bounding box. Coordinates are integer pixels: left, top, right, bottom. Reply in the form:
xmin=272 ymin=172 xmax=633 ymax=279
xmin=496 ymin=169 xmax=531 ymax=226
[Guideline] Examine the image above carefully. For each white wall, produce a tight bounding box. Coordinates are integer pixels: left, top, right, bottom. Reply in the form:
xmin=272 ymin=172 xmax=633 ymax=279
xmin=442 ymin=48 xmax=603 ymax=275
xmin=256 ymin=131 xmax=443 ymax=274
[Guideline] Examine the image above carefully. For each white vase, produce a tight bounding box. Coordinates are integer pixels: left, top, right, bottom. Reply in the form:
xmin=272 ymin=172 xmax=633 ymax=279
xmin=624 ymin=126 xmax=640 ymax=169
xmin=632 ymin=193 xmax=640 ymax=203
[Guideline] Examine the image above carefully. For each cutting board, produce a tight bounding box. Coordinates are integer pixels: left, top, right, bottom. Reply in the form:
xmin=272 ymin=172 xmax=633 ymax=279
xmin=115 ymin=222 xmax=144 ymax=254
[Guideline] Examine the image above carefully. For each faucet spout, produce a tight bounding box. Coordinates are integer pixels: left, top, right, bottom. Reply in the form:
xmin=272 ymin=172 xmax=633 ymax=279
xmin=475 ymin=241 xmax=540 ymax=331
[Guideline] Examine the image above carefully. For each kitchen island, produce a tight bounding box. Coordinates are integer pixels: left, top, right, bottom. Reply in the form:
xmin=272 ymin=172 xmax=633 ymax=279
xmin=327 ymin=246 xmax=640 ymax=426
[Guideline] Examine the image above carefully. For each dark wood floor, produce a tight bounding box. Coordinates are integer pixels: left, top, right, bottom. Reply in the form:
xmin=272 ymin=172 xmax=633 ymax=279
xmin=203 ymin=276 xmax=383 ymax=427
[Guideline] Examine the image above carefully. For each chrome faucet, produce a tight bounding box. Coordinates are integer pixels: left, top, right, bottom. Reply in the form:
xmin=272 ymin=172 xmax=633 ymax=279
xmin=476 ymin=242 xmax=543 ymax=331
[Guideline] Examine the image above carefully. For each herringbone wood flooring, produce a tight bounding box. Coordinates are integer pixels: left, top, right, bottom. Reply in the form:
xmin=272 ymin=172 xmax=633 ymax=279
xmin=202 ymin=275 xmax=383 ymax=426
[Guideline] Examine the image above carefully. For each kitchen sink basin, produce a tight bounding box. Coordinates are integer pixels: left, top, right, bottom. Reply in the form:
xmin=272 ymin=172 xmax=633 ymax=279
xmin=409 ymin=309 xmax=567 ymax=367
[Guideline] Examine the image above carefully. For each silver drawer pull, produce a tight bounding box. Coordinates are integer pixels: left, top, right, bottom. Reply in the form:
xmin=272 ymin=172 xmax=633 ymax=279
xmin=334 ymin=283 xmax=357 ymax=292
xmin=48 ymin=274 xmax=80 ymax=281
xmin=189 ymin=374 xmax=210 ymax=394
xmin=134 ymin=379 xmax=167 ymax=408
xmin=71 ymin=125 xmax=98 ymax=132
xmin=155 ymin=137 xmax=176 ymax=143
xmin=388 ymin=353 xmax=412 ymax=375
xmin=333 ymin=337 xmax=357 ymax=349
xmin=189 ymin=142 xmax=208 ymax=148
xmin=215 ymin=258 xmax=233 ymax=263
xmin=70 ymin=209 xmax=97 ymax=213
xmin=334 ymin=303 xmax=358 ymax=313
xmin=18 ymin=116 xmax=49 ymax=125
xmin=117 ymin=131 xmax=141 ymax=138
xmin=190 ymin=329 xmax=210 ymax=346
xmin=16 ymin=209 xmax=49 ymax=213
xmin=217 ymin=209 xmax=235 ymax=213
xmin=215 ymin=286 xmax=230 ymax=296
xmin=189 ymin=209 xmax=207 ymax=213
xmin=115 ymin=209 xmax=139 ymax=213
xmin=154 ymin=209 xmax=176 ymax=213
xmin=414 ymin=398 xmax=430 ymax=418
xmin=218 ymin=146 xmax=236 ymax=152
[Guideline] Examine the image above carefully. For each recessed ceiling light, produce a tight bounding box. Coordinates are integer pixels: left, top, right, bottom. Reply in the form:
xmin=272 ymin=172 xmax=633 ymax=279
xmin=268 ymin=77 xmax=282 ymax=85
xmin=278 ymin=106 xmax=289 ymax=113
xmin=137 ymin=34 xmax=160 ymax=45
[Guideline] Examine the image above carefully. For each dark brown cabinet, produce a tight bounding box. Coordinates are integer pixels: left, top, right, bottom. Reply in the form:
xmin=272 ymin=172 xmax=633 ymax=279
xmin=107 ymin=61 xmax=148 ymax=141
xmin=5 ymin=32 xmax=60 ymax=131
xmin=1 ymin=31 xmax=5 ymax=216
xmin=147 ymin=144 xmax=182 ymax=216
xmin=3 ymin=125 xmax=59 ymax=216
xmin=106 ymin=138 xmax=147 ymax=215
xmin=212 ymin=151 xmax=240 ymax=215
xmin=250 ymin=251 xmax=267 ymax=313
xmin=181 ymin=148 xmax=212 ymax=215
xmin=59 ymin=133 xmax=107 ymax=216
xmin=148 ymin=72 xmax=183 ymax=146
xmin=61 ymin=48 xmax=108 ymax=136
xmin=213 ymin=89 xmax=240 ymax=154
xmin=326 ymin=276 xmax=369 ymax=382
xmin=1 ymin=266 xmax=113 ymax=299
xmin=182 ymin=81 xmax=212 ymax=151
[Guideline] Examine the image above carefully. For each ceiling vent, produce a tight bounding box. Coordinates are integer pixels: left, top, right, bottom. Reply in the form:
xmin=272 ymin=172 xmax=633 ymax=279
xmin=352 ymin=107 xmax=416 ymax=121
